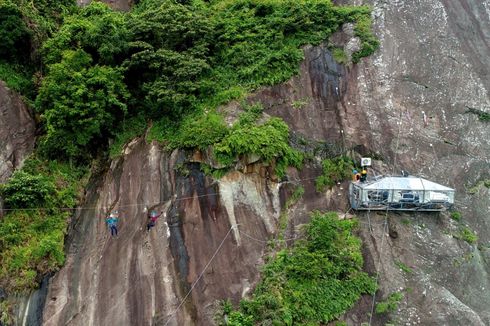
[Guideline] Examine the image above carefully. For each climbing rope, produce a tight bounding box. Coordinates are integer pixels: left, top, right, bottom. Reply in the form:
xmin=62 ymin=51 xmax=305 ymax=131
xmin=368 ymin=209 xmax=390 ymax=326
xmin=238 ymin=229 xmax=299 ymax=244
xmin=163 ymin=224 xmax=236 ymax=326
xmin=367 ymin=104 xmax=404 ymax=326
xmin=0 ymin=169 xmax=353 ymax=214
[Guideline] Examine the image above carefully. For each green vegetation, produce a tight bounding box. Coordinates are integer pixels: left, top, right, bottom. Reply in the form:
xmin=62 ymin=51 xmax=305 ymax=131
xmin=466 ymin=107 xmax=490 ymax=122
xmin=395 ymin=261 xmax=413 ymax=274
xmin=0 ymin=2 xmax=31 ymax=62
xmin=375 ymin=291 xmax=403 ymax=314
xmin=467 ymin=179 xmax=490 ymax=194
xmin=0 ymin=171 xmax=55 ymax=209
xmin=215 ymin=116 xmax=303 ymax=177
xmin=454 ymin=226 xmax=478 ymax=245
xmin=291 ymin=98 xmax=309 ymax=110
xmin=0 ymin=300 xmax=14 ymax=325
xmin=0 ymin=0 xmax=75 ymax=96
xmin=453 ymin=252 xmax=477 ymax=267
xmin=199 ymin=163 xmax=230 ymax=179
xmin=205 ymin=0 xmax=377 ymax=95
xmin=33 ymin=0 xmax=377 ymax=161
xmin=449 ymin=210 xmax=478 ymax=245
xmin=41 ymin=2 xmax=129 ymax=66
xmin=0 ymin=158 xmax=86 ymax=292
xmin=316 ymin=156 xmax=353 ymax=191
xmin=167 ymin=112 xmax=229 ymax=150
xmin=0 ymin=62 xmax=34 ymax=97
xmin=222 ymin=212 xmax=376 ymax=325
xmin=163 ymin=104 xmax=303 ymax=177
xmin=332 ymin=47 xmax=348 ymax=64
xmin=479 ymin=112 xmax=490 ymax=121
xmin=287 ymin=186 xmax=305 ymax=208
xmin=109 ymin=114 xmax=148 ymax=158
xmin=36 ymin=49 xmax=130 ymax=161
xmin=401 ymin=218 xmax=411 ymax=225
xmin=350 ymin=15 xmax=379 ymax=63
xmin=450 ymin=211 xmax=462 ymax=222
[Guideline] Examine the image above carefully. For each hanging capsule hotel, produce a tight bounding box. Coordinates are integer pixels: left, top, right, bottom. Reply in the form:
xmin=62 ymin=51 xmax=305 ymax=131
xmin=349 ymin=175 xmax=455 ymax=211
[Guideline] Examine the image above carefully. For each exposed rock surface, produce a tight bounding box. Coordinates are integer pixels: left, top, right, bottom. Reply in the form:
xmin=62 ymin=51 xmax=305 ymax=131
xmin=0 ymin=81 xmax=35 ymax=184
xmin=42 ymin=141 xmax=285 ymax=325
xmin=38 ymin=0 xmax=490 ymax=325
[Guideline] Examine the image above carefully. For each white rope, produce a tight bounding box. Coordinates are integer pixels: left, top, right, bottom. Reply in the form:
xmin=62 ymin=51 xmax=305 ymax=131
xmin=0 ymin=172 xmax=328 ymax=213
xmin=163 ymin=224 xmax=236 ymax=326
xmin=368 ymin=106 xmax=403 ymax=326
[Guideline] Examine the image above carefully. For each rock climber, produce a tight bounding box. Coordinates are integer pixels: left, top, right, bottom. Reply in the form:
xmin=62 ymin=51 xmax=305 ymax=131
xmin=360 ymin=169 xmax=367 ymax=182
xmin=106 ymin=211 xmax=119 ymax=237
xmin=147 ymin=210 xmax=163 ymax=232
xmin=352 ymin=169 xmax=361 ymax=182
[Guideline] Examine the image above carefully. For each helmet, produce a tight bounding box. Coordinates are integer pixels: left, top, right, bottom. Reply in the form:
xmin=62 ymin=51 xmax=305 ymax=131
xmin=151 ymin=210 xmax=158 ymax=217
xmin=362 ymin=170 xmax=367 ymax=174
xmin=353 ymin=169 xmax=358 ymax=174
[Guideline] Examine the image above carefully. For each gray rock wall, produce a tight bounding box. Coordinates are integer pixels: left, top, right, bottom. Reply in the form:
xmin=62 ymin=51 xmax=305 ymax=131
xmin=42 ymin=140 xmax=284 ymax=325
xmin=0 ymin=81 xmax=35 ymax=184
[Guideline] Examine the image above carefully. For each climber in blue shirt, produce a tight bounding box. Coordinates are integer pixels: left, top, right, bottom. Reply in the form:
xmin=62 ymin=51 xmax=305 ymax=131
xmin=106 ymin=211 xmax=119 ymax=237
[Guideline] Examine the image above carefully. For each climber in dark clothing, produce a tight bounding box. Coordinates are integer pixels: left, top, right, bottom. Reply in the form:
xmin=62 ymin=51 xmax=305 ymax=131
xmin=106 ymin=211 xmax=119 ymax=237
xmin=360 ymin=169 xmax=368 ymax=182
xmin=147 ymin=210 xmax=163 ymax=231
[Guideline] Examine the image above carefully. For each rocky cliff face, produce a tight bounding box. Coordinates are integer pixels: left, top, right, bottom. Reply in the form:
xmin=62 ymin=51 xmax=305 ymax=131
xmin=0 ymin=80 xmax=35 ymax=223
xmin=37 ymin=0 xmax=490 ymax=325
xmin=42 ymin=140 xmax=287 ymax=325
xmin=0 ymin=81 xmax=35 ymax=185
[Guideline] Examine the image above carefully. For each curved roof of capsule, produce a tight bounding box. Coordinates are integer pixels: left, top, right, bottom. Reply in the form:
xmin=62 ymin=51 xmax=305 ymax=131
xmin=354 ymin=176 xmax=454 ymax=191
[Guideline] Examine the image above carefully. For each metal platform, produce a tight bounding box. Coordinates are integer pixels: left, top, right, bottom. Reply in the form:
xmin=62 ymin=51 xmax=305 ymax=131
xmin=349 ymin=175 xmax=455 ymax=212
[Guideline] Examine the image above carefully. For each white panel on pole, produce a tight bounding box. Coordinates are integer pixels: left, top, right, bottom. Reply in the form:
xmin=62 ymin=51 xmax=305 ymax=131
xmin=361 ymin=158 xmax=371 ymax=166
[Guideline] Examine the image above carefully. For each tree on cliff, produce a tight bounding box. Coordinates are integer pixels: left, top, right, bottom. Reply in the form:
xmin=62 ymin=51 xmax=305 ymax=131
xmin=36 ymin=49 xmax=129 ymax=160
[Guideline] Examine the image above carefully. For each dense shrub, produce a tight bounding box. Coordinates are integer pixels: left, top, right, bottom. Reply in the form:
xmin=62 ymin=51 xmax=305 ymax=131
xmin=214 ymin=110 xmax=303 ymax=177
xmin=0 ymin=158 xmax=85 ymax=293
xmin=208 ymin=0 xmax=378 ymax=90
xmin=222 ymin=211 xmax=376 ymax=325
xmin=450 ymin=211 xmax=462 ymax=221
xmin=124 ymin=0 xmax=211 ymax=118
xmin=316 ymin=156 xmax=353 ymax=191
xmin=0 ymin=171 xmax=55 ymax=209
xmin=42 ymin=2 xmax=130 ymax=66
xmin=34 ymin=0 xmax=377 ymax=160
xmin=109 ymin=114 xmax=148 ymax=158
xmin=376 ymin=291 xmax=403 ymax=314
xmin=36 ymin=49 xmax=129 ymax=160
xmin=0 ymin=2 xmax=32 ymax=62
xmin=170 ymin=112 xmax=229 ymax=150
xmin=0 ymin=62 xmax=34 ymax=97
xmin=455 ymin=226 xmax=478 ymax=245
xmin=0 ymin=0 xmax=75 ymax=96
